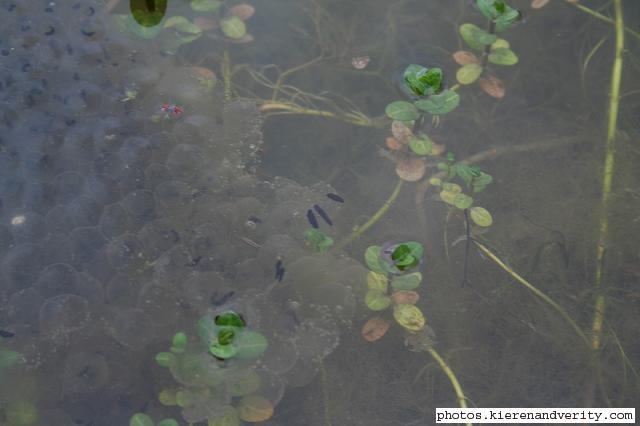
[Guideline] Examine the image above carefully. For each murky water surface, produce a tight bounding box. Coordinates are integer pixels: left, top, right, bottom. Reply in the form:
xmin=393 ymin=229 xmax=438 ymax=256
xmin=1 ymin=0 xmax=639 ymax=424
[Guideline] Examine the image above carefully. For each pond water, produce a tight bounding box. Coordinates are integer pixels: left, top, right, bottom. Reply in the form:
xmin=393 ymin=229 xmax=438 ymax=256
xmin=1 ymin=0 xmax=639 ymax=425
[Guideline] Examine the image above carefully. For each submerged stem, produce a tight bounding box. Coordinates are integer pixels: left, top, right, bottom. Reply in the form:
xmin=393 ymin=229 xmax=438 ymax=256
xmin=335 ymin=179 xmax=404 ymax=250
xmin=567 ymin=1 xmax=640 ymax=41
xmin=585 ymin=0 xmax=625 ymax=406
xmin=259 ymin=101 xmax=386 ymax=128
xmin=473 ymin=240 xmax=590 ymax=348
xmin=426 ymin=347 xmax=471 ymax=426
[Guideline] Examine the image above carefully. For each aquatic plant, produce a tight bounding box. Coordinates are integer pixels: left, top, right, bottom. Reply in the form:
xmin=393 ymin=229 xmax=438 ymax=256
xmin=2 ymin=401 xmax=38 ymax=426
xmin=151 ymin=313 xmax=274 ymax=424
xmin=361 ymin=241 xmax=427 ymax=337
xmin=129 ymin=413 xmax=178 ymax=426
xmin=113 ymin=0 xmax=256 ymax=51
xmin=359 ymin=241 xmax=470 ymax=417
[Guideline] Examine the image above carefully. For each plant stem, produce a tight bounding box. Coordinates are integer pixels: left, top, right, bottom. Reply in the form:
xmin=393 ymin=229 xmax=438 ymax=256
xmin=259 ymin=102 xmax=386 ymax=128
xmin=481 ymin=21 xmax=496 ymax=69
xmin=222 ymin=48 xmax=233 ymax=102
xmin=473 ymin=240 xmax=590 ymax=347
xmin=412 ymin=113 xmax=425 ymax=134
xmin=426 ymin=347 xmax=471 ymax=426
xmin=334 ymin=179 xmax=404 ymax=250
xmin=461 ymin=209 xmax=471 ymax=287
xmin=585 ymin=0 xmax=625 ymax=406
xmin=566 ymin=0 xmax=640 ymax=41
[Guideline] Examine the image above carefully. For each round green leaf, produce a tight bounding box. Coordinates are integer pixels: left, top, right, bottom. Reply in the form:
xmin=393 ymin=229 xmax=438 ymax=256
xmin=385 ymin=101 xmax=420 ymax=121
xmin=388 ymin=242 xmax=422 ymax=272
xmin=365 ymin=289 xmax=392 ymax=311
xmin=456 ymin=63 xmax=483 ymax=85
xmin=390 ymin=272 xmax=422 ymax=291
xmin=221 ymin=16 xmax=247 ymax=39
xmin=393 ymin=304 xmax=426 ymax=332
xmin=408 ymin=135 xmax=433 ymax=156
xmin=130 ymin=413 xmax=154 ymax=426
xmin=0 ymin=349 xmax=20 ymax=369
xmin=210 ymin=342 xmax=238 ymax=359
xmin=164 ymin=16 xmax=202 ymax=34
xmin=157 ymin=420 xmax=179 ymax=426
xmin=218 ymin=328 xmax=236 ymax=346
xmin=414 ymin=90 xmax=460 ymax=116
xmin=439 ymin=190 xmax=457 ymax=205
xmin=495 ymin=9 xmax=522 ymax=32
xmin=190 ymin=0 xmax=222 ymax=12
xmin=364 ymin=246 xmax=385 ymax=273
xmin=488 ymin=48 xmax=518 ymax=66
xmin=170 ymin=332 xmax=187 ymax=353
xmin=304 ymin=229 xmax=334 ymax=252
xmin=492 ymin=38 xmax=510 ymax=49
xmin=215 ymin=311 xmax=245 ymax=328
xmin=234 ymin=331 xmax=269 ymax=359
xmin=459 ymin=23 xmax=497 ymax=50
xmin=367 ymin=271 xmax=388 ymax=292
xmin=403 ymin=65 xmax=443 ymax=97
xmin=130 ymin=0 xmax=167 ymax=28
xmin=155 ymin=352 xmax=176 ymax=367
xmin=470 ymin=206 xmax=493 ymax=227
xmin=453 ymin=193 xmax=474 ymax=210
xmin=442 ymin=182 xmax=462 ymax=193
xmin=404 ymin=242 xmax=424 ymax=260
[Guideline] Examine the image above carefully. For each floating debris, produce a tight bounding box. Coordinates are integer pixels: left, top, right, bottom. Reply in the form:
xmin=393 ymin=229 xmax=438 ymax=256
xmin=351 ymin=56 xmax=370 ymax=70
xmin=326 ymin=193 xmax=344 ymax=203
xmin=211 ymin=291 xmax=235 ymax=306
xmin=275 ymin=259 xmax=285 ymax=282
xmin=160 ymin=103 xmax=184 ymax=118
xmin=306 ymin=209 xmax=319 ymax=229
xmin=0 ymin=330 xmax=15 ymax=338
xmin=313 ymin=204 xmax=333 ymax=226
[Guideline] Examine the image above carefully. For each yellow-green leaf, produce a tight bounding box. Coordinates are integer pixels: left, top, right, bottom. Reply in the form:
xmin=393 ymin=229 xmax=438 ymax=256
xmin=221 ymin=16 xmax=246 ymax=39
xmin=470 ymin=206 xmax=493 ymax=227
xmin=366 ymin=271 xmax=388 ymax=292
xmin=453 ymin=193 xmax=474 ymax=210
xmin=456 ymin=63 xmax=483 ymax=85
xmin=393 ymin=304 xmax=426 ymax=332
xmin=488 ymin=48 xmax=518 ymax=66
xmin=365 ymin=289 xmax=392 ymax=311
xmin=390 ymin=272 xmax=422 ymax=291
xmin=491 ymin=38 xmax=510 ymax=50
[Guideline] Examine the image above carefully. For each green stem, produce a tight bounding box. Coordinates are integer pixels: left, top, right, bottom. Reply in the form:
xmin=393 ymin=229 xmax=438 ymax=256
xmin=473 ymin=240 xmax=590 ymax=347
xmin=567 ymin=1 xmax=640 ymax=41
xmin=481 ymin=20 xmax=496 ymax=69
xmin=427 ymin=347 xmax=471 ymax=426
xmin=590 ymin=0 xmax=624 ymax=350
xmin=335 ymin=179 xmax=404 ymax=250
xmin=585 ymin=0 xmax=625 ymax=406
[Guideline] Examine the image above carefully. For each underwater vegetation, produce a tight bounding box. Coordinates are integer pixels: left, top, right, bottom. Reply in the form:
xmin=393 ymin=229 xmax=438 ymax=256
xmin=0 ymin=0 xmax=639 ymax=424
